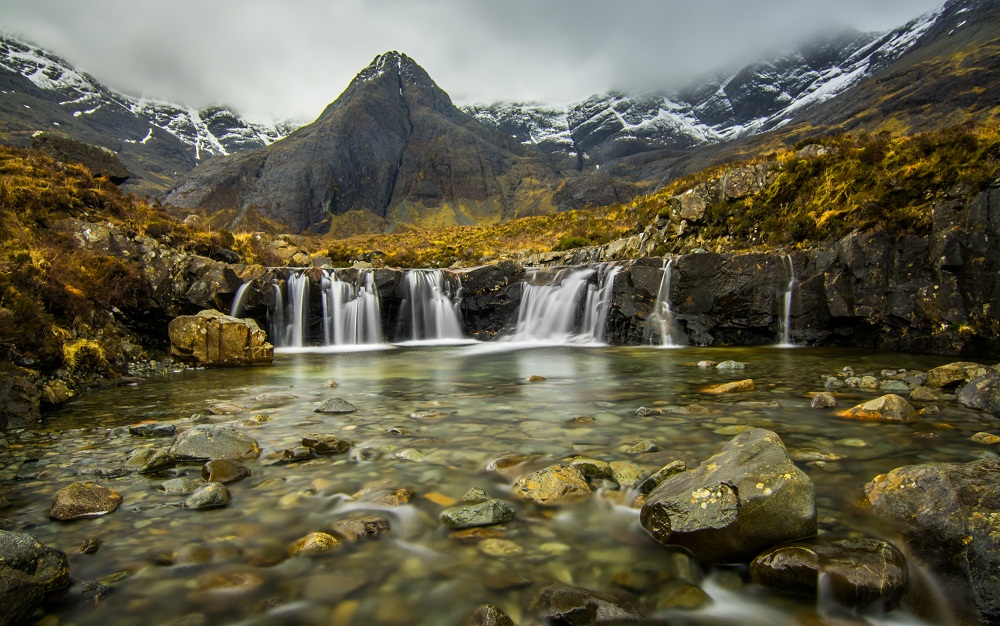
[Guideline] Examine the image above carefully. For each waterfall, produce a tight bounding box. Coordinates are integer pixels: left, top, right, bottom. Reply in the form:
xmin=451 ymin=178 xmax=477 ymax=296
xmin=778 ymin=254 xmax=796 ymax=347
xmin=505 ymin=265 xmax=619 ymax=344
xmin=287 ymin=272 xmax=310 ymax=348
xmin=649 ymin=258 xmax=683 ymax=347
xmin=580 ymin=265 xmax=622 ymax=343
xmin=401 ymin=270 xmax=464 ymax=341
xmin=230 ymin=282 xmax=251 ymax=319
xmin=320 ymin=270 xmax=383 ymax=346
xmin=270 ymin=283 xmax=285 ymax=346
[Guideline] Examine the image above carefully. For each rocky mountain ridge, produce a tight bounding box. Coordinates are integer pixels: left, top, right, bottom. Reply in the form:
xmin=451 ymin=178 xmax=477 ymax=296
xmin=0 ymin=34 xmax=297 ymax=194
xmin=465 ymin=1 xmax=948 ymax=167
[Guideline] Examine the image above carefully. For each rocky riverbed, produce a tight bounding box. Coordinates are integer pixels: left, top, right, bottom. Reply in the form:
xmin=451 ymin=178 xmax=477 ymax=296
xmin=2 ymin=345 xmax=999 ymax=625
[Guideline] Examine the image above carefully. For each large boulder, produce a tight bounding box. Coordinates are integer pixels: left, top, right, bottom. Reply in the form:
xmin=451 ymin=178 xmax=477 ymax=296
xmin=640 ymin=428 xmax=816 ymax=564
xmin=925 ymin=362 xmax=992 ymax=388
xmin=168 ymin=309 xmax=273 ymax=366
xmin=957 ymin=371 xmax=1000 ymax=416
xmin=862 ymin=458 xmax=1000 ymax=623
xmin=0 ymin=530 xmax=70 ymax=626
xmin=49 ymin=482 xmax=123 ymax=520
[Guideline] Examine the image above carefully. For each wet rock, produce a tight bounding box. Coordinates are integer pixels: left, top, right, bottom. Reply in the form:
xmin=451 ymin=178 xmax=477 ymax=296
xmin=840 ymin=394 xmax=917 ymax=422
xmin=716 ymin=361 xmax=746 ymax=370
xmin=640 ymin=428 xmax=815 ymax=564
xmin=651 ymin=581 xmax=712 ymax=611
xmin=463 ymin=487 xmax=490 ymax=502
xmin=529 ymin=583 xmax=643 ymax=624
xmin=638 ymin=461 xmax=687 ymax=494
xmin=486 ymin=455 xmax=543 ymax=475
xmin=40 ymin=379 xmax=75 ymax=406
xmin=160 ymin=477 xmax=201 ymax=495
xmin=880 ymin=380 xmax=911 ymax=393
xmin=859 ymin=376 xmax=880 ymax=390
xmin=609 ymin=461 xmax=645 ymax=490
xmin=79 ymin=538 xmax=102 ymax=554
xmin=626 ymin=440 xmax=661 ymax=454
xmin=750 ymin=536 xmax=907 ymax=609
xmin=910 ymin=385 xmax=945 ymax=401
xmin=395 ymin=449 xmax=425 ymax=462
xmin=0 ymin=530 xmax=70 ymax=591
xmin=314 ymin=398 xmax=358 ymax=414
xmin=696 ymin=360 xmax=718 ymax=368
xmin=810 ymin=393 xmax=837 ymax=409
xmin=170 ymin=425 xmax=261 ymax=461
xmin=440 ymin=499 xmax=516 ymax=529
xmin=634 ymin=407 xmax=664 ymax=416
xmin=669 ymin=404 xmax=723 ymax=416
xmin=526 ymin=375 xmax=547 ymax=382
xmin=409 ymin=409 xmax=453 ymax=422
xmin=301 ymin=434 xmax=353 ymax=455
xmin=971 ymin=432 xmax=1000 ymax=445
xmin=329 ymin=516 xmax=391 ymax=542
xmin=465 ymin=603 xmax=515 ymax=626
xmin=957 ymin=371 xmax=1000 ymax=416
xmin=514 ymin=465 xmax=592 ymax=505
xmin=926 ymin=362 xmax=992 ymax=388
xmin=183 ymin=483 xmax=232 ymax=510
xmin=208 ymin=402 xmax=245 ymax=415
xmin=201 ymin=460 xmax=251 ymax=484
xmin=352 ymin=483 xmax=414 ymax=506
xmin=702 ymin=379 xmax=754 ymax=394
xmin=0 ymin=363 xmax=41 ymax=430
xmin=0 ymin=566 xmax=45 ymax=626
xmin=128 ymin=422 xmax=177 ymax=438
xmin=253 ymin=392 xmax=297 ymax=405
xmin=478 ymin=538 xmax=522 ymax=557
xmin=280 ymin=447 xmax=317 ymax=463
xmin=50 ymin=482 xmax=123 ymax=520
xmin=863 ymin=458 xmax=1000 ymax=623
xmin=571 ymin=459 xmax=612 ymax=479
xmin=137 ymin=449 xmax=176 ymax=474
xmin=289 ymin=532 xmax=341 ymax=557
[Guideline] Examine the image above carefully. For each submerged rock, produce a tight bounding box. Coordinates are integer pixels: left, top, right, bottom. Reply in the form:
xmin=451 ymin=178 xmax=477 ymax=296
xmin=702 ymin=379 xmax=755 ymax=394
xmin=514 ymin=465 xmax=592 ymax=505
xmin=640 ymin=428 xmax=815 ymax=564
xmin=301 ymin=433 xmax=353 ymax=454
xmin=529 ymin=584 xmax=643 ymax=624
xmin=329 ymin=516 xmax=391 ymax=542
xmin=809 ymin=393 xmax=837 ymax=408
xmin=289 ymin=532 xmax=341 ymax=557
xmin=168 ymin=309 xmax=273 ymax=367
xmin=201 ymin=460 xmax=251 ymax=484
xmin=863 ymin=458 xmax=1000 ymax=623
xmin=169 ymin=425 xmax=261 ymax=461
xmin=159 ymin=478 xmax=201 ymax=495
xmin=314 ymin=398 xmax=358 ymax=414
xmin=50 ymin=482 xmax=123 ymax=520
xmin=183 ymin=483 xmax=232 ymax=510
xmin=750 ymin=536 xmax=908 ymax=609
xmin=128 ymin=422 xmax=177 ymax=438
xmin=465 ymin=604 xmax=515 ymax=626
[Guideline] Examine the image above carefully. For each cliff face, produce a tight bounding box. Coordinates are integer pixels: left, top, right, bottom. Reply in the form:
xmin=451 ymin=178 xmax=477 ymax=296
xmin=162 ymin=53 xmax=561 ymax=233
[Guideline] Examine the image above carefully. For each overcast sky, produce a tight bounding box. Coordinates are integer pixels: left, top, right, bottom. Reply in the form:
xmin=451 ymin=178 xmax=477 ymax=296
xmin=2 ymin=0 xmax=943 ymax=123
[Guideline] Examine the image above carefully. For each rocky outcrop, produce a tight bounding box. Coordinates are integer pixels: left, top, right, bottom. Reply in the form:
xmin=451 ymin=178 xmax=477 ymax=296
xmin=862 ymin=458 xmax=1000 ymax=624
xmin=168 ymin=309 xmax=272 ymax=366
xmin=30 ymin=132 xmax=131 ymax=184
xmin=640 ymin=428 xmax=816 ymax=564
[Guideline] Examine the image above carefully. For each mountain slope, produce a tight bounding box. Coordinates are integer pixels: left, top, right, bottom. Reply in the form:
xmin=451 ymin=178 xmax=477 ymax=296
xmin=0 ymin=34 xmax=295 ymax=194
xmin=162 ymin=52 xmax=564 ymax=233
xmin=466 ymin=4 xmax=944 ymax=167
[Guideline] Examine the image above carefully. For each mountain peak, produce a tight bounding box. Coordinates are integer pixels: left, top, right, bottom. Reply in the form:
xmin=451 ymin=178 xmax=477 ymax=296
xmin=353 ymin=51 xmax=423 ymax=85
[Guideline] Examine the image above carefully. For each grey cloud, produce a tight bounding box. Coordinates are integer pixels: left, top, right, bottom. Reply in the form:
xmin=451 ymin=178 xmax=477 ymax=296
xmin=1 ymin=0 xmax=943 ymax=122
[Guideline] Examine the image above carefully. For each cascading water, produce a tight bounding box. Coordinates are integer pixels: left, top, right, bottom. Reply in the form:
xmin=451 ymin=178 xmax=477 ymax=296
xmin=320 ymin=270 xmax=383 ymax=346
xmin=230 ymin=282 xmax=251 ymax=319
xmin=505 ymin=265 xmax=620 ymax=344
xmin=287 ymin=272 xmax=310 ymax=348
xmin=400 ymin=270 xmax=464 ymax=341
xmin=648 ymin=258 xmax=683 ymax=347
xmin=777 ymin=254 xmax=796 ymax=347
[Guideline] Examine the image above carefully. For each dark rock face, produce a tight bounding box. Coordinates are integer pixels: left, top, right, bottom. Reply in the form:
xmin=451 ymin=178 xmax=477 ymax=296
xmin=163 ymin=53 xmax=559 ymax=233
xmin=0 ymin=530 xmax=70 ymax=626
xmin=862 ymin=458 xmax=1000 ymax=624
xmin=456 ymin=261 xmax=524 ymax=340
xmin=750 ymin=536 xmax=908 ymax=609
xmin=0 ymin=363 xmax=41 ymax=431
xmin=640 ymin=428 xmax=816 ymax=564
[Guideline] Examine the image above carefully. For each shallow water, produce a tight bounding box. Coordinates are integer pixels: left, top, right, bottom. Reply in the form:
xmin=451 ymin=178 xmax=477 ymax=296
xmin=1 ymin=345 xmax=992 ymax=625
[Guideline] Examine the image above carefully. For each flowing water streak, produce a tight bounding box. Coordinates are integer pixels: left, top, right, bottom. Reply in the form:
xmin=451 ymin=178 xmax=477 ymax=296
xmin=579 ymin=264 xmax=622 ymax=343
xmin=270 ymin=282 xmax=285 ymax=346
xmin=229 ymin=282 xmax=251 ymax=319
xmin=403 ymin=270 xmax=464 ymax=340
xmin=650 ymin=258 xmax=682 ymax=346
xmin=321 ymin=269 xmax=383 ymax=345
xmin=287 ymin=272 xmax=310 ymax=347
xmin=505 ymin=267 xmax=596 ymax=343
xmin=778 ymin=254 xmax=796 ymax=346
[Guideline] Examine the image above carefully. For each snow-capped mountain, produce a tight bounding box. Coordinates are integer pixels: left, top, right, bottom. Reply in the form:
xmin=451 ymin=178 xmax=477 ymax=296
xmin=465 ymin=1 xmax=946 ymax=165
xmin=0 ymin=35 xmax=295 ymax=184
